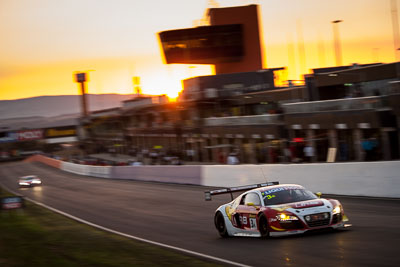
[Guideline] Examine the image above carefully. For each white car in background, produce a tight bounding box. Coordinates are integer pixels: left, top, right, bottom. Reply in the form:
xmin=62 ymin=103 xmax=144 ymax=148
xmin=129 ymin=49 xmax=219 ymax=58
xmin=18 ymin=175 xmax=42 ymax=187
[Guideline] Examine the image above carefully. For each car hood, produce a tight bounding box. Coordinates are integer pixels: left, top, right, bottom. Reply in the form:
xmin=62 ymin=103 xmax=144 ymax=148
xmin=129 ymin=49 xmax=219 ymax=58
xmin=268 ymin=199 xmax=327 ymax=211
xmin=289 ymin=199 xmax=325 ymax=209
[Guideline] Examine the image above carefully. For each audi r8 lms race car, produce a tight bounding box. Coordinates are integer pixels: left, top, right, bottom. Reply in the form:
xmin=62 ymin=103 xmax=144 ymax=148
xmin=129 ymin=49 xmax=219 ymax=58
xmin=18 ymin=175 xmax=42 ymax=187
xmin=205 ymin=182 xmax=350 ymax=238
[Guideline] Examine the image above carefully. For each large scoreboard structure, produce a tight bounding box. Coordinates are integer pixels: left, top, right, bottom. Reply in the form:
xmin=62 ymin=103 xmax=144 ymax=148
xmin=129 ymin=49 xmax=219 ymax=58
xmin=158 ymin=5 xmax=264 ymax=75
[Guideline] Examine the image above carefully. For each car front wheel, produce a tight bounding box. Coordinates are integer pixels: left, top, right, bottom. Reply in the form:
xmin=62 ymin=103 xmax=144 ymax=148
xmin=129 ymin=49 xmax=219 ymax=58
xmin=258 ymin=215 xmax=269 ymax=238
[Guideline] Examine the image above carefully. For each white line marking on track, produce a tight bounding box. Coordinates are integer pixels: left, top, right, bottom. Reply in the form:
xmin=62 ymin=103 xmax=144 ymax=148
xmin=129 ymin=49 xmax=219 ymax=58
xmin=1 ymin=184 xmax=251 ymax=267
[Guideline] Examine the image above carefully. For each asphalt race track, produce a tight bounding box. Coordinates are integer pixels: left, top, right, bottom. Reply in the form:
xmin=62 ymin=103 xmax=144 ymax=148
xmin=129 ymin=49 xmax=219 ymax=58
xmin=1 ymin=161 xmax=400 ymax=267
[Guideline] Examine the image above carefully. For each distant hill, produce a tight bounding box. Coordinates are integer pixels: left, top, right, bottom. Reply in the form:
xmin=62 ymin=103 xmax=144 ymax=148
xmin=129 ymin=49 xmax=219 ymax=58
xmin=0 ymin=94 xmax=134 ymax=120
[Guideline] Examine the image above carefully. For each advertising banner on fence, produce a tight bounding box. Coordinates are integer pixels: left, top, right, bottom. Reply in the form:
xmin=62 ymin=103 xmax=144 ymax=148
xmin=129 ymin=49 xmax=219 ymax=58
xmin=1 ymin=196 xmax=24 ymax=210
xmin=17 ymin=129 xmax=43 ymax=141
xmin=45 ymin=127 xmax=77 ymax=138
xmin=0 ymin=132 xmax=17 ymax=143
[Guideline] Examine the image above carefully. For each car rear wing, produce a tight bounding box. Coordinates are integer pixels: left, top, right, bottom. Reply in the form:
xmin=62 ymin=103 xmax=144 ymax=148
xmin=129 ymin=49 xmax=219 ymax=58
xmin=205 ymin=181 xmax=279 ymax=201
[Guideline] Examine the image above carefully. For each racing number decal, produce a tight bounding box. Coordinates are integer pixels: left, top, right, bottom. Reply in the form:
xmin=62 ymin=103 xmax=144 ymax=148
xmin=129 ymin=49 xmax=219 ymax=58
xmin=249 ymin=218 xmax=257 ymax=229
xmin=242 ymin=216 xmax=248 ymax=225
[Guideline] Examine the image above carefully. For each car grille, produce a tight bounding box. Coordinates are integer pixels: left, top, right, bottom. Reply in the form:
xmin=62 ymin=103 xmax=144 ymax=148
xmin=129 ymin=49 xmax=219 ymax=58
xmin=279 ymin=220 xmax=304 ymax=230
xmin=332 ymin=213 xmax=342 ymax=224
xmin=305 ymin=213 xmax=331 ymax=228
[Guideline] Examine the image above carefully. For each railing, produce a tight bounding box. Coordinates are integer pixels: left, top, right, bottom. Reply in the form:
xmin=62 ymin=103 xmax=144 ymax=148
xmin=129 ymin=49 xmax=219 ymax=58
xmin=282 ymin=96 xmax=388 ymax=114
xmin=126 ymin=122 xmax=177 ymax=130
xmin=94 ymin=131 xmax=124 ymax=136
xmin=203 ymin=114 xmax=282 ymax=126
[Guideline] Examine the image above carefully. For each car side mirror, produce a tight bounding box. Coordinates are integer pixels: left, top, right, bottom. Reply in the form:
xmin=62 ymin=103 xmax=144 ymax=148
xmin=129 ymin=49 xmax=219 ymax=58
xmin=316 ymin=192 xmax=322 ymax=198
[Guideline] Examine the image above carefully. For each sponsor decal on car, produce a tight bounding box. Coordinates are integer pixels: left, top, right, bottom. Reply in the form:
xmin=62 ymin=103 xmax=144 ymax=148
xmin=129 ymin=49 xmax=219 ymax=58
xmin=270 ymin=225 xmax=286 ymax=231
xmin=293 ymin=200 xmax=324 ymax=209
xmin=225 ymin=205 xmax=233 ymax=220
xmin=262 ymin=187 xmax=285 ymax=195
xmin=242 ymin=216 xmax=247 ymax=225
xmin=261 ymin=185 xmax=302 ymax=195
xmin=249 ymin=218 xmax=257 ymax=229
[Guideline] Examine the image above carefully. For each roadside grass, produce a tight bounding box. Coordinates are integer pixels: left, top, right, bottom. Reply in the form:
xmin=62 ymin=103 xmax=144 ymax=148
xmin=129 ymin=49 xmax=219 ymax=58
xmin=0 ymin=188 xmax=221 ymax=267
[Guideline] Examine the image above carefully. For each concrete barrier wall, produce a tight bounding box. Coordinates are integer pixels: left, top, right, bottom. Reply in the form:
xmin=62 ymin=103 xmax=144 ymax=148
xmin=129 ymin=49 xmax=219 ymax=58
xmin=201 ymin=161 xmax=400 ymax=198
xmin=61 ymin=162 xmax=90 ymax=176
xmin=27 ymin=156 xmax=200 ymax=184
xmin=112 ymin=165 xmax=202 ymax=185
xmin=25 ymin=155 xmax=61 ymax=169
xmin=61 ymin=162 xmax=111 ymax=178
xmin=25 ymin=155 xmax=400 ymax=198
xmin=88 ymin=165 xmax=112 ymax=178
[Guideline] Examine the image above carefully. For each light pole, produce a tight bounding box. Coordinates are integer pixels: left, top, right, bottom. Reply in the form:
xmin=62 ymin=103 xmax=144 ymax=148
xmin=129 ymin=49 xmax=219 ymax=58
xmin=391 ymin=0 xmax=400 ymax=61
xmin=74 ymin=70 xmax=93 ymax=155
xmin=74 ymin=72 xmax=89 ymax=117
xmin=332 ymin=20 xmax=343 ymax=66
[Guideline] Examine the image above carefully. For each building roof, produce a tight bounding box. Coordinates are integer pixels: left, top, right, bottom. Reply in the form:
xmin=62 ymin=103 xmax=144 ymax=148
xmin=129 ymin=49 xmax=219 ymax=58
xmin=314 ymin=62 xmax=400 ymax=87
xmin=0 ymin=114 xmax=80 ymax=132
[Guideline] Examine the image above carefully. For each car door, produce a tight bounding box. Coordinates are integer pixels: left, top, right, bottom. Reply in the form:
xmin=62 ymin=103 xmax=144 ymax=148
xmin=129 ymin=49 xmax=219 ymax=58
xmin=234 ymin=192 xmax=262 ymax=231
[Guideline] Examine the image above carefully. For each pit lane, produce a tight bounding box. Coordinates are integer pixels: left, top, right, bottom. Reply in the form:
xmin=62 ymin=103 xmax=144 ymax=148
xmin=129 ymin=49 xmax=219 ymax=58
xmin=1 ymin=161 xmax=399 ymax=267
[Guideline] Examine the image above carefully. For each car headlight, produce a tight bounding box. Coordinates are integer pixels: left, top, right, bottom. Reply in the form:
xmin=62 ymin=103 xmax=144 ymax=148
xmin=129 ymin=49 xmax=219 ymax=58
xmin=19 ymin=182 xmax=29 ymax=185
xmin=277 ymin=213 xmax=299 ymax=221
xmin=333 ymin=205 xmax=341 ymax=214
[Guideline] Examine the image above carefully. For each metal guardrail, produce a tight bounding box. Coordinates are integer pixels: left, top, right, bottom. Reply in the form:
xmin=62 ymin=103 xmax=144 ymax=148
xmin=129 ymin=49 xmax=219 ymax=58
xmin=203 ymin=114 xmax=282 ymax=126
xmin=282 ymin=96 xmax=388 ymax=113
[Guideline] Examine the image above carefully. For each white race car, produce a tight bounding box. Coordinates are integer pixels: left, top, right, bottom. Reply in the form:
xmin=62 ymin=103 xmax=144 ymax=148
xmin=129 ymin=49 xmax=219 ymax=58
xmin=206 ymin=182 xmax=350 ymax=238
xmin=18 ymin=175 xmax=42 ymax=187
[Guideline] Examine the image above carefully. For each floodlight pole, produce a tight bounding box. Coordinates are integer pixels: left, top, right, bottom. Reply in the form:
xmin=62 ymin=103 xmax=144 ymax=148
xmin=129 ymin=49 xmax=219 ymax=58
xmin=74 ymin=72 xmax=90 ymax=155
xmin=75 ymin=72 xmax=89 ymax=117
xmin=391 ymin=0 xmax=400 ymax=61
xmin=332 ymin=20 xmax=343 ymax=66
xmin=80 ymin=82 xmax=88 ymax=117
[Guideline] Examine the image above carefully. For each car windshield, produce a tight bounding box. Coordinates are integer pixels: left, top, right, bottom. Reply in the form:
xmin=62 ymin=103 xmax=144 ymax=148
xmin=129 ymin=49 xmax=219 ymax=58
xmin=262 ymin=187 xmax=317 ymax=206
xmin=21 ymin=176 xmax=36 ymax=180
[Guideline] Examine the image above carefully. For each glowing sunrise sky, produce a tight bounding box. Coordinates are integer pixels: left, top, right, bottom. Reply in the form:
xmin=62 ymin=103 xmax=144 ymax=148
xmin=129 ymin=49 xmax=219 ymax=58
xmin=0 ymin=0 xmax=398 ymax=100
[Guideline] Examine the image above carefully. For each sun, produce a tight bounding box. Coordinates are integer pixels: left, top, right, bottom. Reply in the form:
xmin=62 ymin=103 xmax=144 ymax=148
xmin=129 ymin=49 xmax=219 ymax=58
xmin=139 ymin=65 xmax=213 ymax=99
